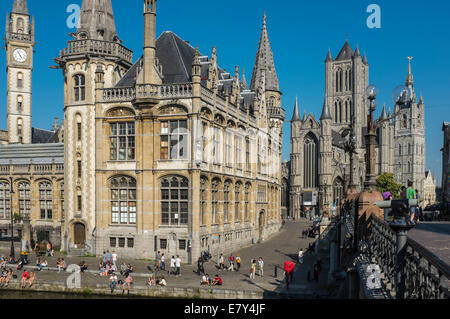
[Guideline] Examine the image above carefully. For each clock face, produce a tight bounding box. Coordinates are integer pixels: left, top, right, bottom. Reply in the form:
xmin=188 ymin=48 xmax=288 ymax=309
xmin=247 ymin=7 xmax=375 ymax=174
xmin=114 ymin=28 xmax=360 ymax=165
xmin=13 ymin=48 xmax=27 ymax=63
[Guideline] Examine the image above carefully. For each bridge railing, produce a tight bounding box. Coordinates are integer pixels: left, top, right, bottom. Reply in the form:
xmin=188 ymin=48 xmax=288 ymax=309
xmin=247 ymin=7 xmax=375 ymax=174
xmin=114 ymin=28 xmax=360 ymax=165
xmin=363 ymin=214 xmax=450 ymax=299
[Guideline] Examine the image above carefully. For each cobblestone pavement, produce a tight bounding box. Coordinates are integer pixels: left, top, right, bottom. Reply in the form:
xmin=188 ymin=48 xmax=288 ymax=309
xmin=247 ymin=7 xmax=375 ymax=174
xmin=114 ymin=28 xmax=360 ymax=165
xmin=0 ymin=220 xmax=329 ymax=297
xmin=408 ymin=222 xmax=450 ymax=265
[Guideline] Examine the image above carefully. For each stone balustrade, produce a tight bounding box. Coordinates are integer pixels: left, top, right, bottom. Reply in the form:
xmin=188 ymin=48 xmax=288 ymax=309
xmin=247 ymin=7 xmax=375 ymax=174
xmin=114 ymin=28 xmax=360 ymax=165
xmin=268 ymin=107 xmax=286 ymax=120
xmin=7 ymin=32 xmax=32 ymax=42
xmin=61 ymin=39 xmax=133 ymax=64
xmin=0 ymin=163 xmax=64 ymax=175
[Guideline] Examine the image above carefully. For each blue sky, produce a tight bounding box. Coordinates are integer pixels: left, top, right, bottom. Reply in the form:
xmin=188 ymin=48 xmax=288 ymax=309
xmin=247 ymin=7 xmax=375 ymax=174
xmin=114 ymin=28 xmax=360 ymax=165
xmin=1 ymin=0 xmax=449 ymax=185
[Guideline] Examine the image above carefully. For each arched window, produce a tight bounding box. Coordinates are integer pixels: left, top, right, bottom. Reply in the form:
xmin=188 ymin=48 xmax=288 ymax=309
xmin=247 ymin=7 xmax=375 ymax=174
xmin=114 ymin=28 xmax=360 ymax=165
xmin=235 ymin=183 xmax=242 ymax=222
xmin=18 ymin=182 xmax=30 ymax=219
xmin=335 ymin=102 xmax=338 ymax=124
xmin=345 ymin=101 xmax=348 ymax=123
xmin=399 ymin=144 xmax=402 ymax=156
xmin=73 ymin=74 xmax=85 ymax=101
xmin=339 ymin=70 xmax=343 ymax=92
xmin=211 ymin=179 xmax=219 ymax=224
xmin=268 ymin=96 xmax=275 ymax=107
xmin=17 ymin=118 xmax=23 ymax=143
xmin=39 ymin=182 xmax=52 ymax=219
xmin=17 ymin=18 xmax=24 ymax=33
xmin=345 ymin=70 xmax=348 ymax=91
xmin=335 ymin=71 xmax=339 ymax=93
xmin=348 ymin=69 xmax=352 ymax=90
xmin=161 ymin=176 xmax=188 ymax=226
xmin=17 ymin=73 xmax=23 ymax=88
xmin=333 ymin=178 xmax=344 ymax=207
xmin=17 ymin=95 xmax=23 ymax=113
xmin=224 ymin=181 xmax=231 ymax=223
xmin=111 ymin=176 xmax=137 ymax=224
xmin=244 ymin=183 xmax=251 ymax=221
xmin=339 ymin=101 xmax=343 ymax=123
xmin=303 ymin=133 xmax=318 ymax=188
xmin=0 ymin=182 xmax=11 ymax=219
xmin=408 ymin=143 xmax=412 ymax=155
xmin=402 ymin=114 xmax=408 ymax=129
xmin=200 ymin=177 xmax=207 ymax=225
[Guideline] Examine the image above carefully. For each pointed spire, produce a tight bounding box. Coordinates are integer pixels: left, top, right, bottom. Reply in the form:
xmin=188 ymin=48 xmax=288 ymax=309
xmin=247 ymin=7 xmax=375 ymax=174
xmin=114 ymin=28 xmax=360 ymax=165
xmin=12 ymin=0 xmax=28 ymax=15
xmin=191 ymin=46 xmax=201 ymax=78
xmin=406 ymin=57 xmax=414 ymax=87
xmin=362 ymin=52 xmax=369 ymax=65
xmin=419 ymin=94 xmax=424 ymax=104
xmin=354 ymin=45 xmax=361 ymax=57
xmin=241 ymin=68 xmax=248 ymax=91
xmin=335 ymin=41 xmax=354 ymax=61
xmin=302 ymin=110 xmax=307 ymax=122
xmin=320 ymin=99 xmax=332 ymax=121
xmin=380 ymin=104 xmax=388 ymax=120
xmin=291 ymin=97 xmax=301 ymax=122
xmin=76 ymin=0 xmax=119 ymax=42
xmin=250 ymin=12 xmax=280 ymax=92
xmin=325 ymin=49 xmax=333 ymax=62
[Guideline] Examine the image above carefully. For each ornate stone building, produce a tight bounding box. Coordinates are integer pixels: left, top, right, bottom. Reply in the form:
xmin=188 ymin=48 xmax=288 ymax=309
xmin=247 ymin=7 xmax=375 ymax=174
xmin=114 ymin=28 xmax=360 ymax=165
xmin=289 ymin=43 xmax=426 ymax=217
xmin=0 ymin=0 xmax=63 ymax=246
xmin=423 ymin=170 xmax=436 ymax=208
xmin=52 ymin=0 xmax=284 ymax=260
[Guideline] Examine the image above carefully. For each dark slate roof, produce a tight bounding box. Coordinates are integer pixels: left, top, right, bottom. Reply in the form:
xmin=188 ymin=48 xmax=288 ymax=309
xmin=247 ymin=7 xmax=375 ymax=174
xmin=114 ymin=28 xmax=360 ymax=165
xmin=0 ymin=143 xmax=64 ymax=165
xmin=335 ymin=41 xmax=354 ymax=61
xmin=31 ymin=128 xmax=59 ymax=144
xmin=115 ymin=57 xmax=142 ymax=87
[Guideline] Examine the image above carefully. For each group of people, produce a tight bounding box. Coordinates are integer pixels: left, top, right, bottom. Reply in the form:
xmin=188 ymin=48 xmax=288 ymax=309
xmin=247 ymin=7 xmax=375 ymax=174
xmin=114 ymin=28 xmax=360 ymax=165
xmin=0 ymin=267 xmax=36 ymax=289
xmin=383 ymin=180 xmax=422 ymax=224
xmin=249 ymin=257 xmax=264 ymax=279
xmin=200 ymin=273 xmax=223 ymax=286
xmin=147 ymin=273 xmax=167 ymax=287
xmin=216 ymin=253 xmax=242 ymax=272
xmin=155 ymin=252 xmax=182 ymax=277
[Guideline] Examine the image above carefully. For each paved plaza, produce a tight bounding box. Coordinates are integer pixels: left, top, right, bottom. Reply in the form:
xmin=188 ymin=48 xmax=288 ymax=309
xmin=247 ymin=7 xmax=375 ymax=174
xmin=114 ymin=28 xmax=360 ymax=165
xmin=408 ymin=222 xmax=450 ymax=265
xmin=0 ymin=219 xmax=330 ymax=297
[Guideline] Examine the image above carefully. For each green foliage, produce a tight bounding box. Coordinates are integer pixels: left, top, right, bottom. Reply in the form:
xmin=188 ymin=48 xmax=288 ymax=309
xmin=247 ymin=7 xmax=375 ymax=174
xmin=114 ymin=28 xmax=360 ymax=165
xmin=13 ymin=213 xmax=22 ymax=222
xmin=376 ymin=173 xmax=402 ymax=199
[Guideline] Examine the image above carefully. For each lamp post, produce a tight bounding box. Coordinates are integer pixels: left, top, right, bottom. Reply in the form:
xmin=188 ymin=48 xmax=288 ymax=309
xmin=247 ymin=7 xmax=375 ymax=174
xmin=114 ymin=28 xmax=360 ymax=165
xmin=9 ymin=177 xmax=15 ymax=259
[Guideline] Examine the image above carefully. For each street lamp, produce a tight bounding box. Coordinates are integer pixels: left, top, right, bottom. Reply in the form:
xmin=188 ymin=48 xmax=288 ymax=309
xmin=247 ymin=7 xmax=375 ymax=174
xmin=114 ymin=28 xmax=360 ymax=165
xmin=9 ymin=177 xmax=15 ymax=259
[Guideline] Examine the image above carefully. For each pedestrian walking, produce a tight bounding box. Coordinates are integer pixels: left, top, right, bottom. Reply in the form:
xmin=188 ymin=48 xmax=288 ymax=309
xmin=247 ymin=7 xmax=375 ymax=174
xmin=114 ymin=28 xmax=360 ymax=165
xmin=197 ymin=257 xmax=204 ymax=275
xmin=406 ymin=181 xmax=417 ymax=223
xmin=257 ymin=257 xmax=264 ymax=277
xmin=250 ymin=259 xmax=256 ymax=279
xmin=169 ymin=256 xmax=176 ymax=276
xmin=298 ymin=249 xmax=304 ymax=264
xmin=109 ymin=273 xmax=118 ymax=294
xmin=227 ymin=254 xmax=235 ymax=271
xmin=155 ymin=251 xmax=161 ymax=270
xmin=175 ymin=255 xmax=181 ymax=276
xmin=161 ymin=253 xmax=166 ymax=271
xmin=236 ymin=254 xmax=241 ymax=272
xmin=112 ymin=251 xmax=118 ymax=269
xmin=218 ymin=253 xmax=225 ymax=271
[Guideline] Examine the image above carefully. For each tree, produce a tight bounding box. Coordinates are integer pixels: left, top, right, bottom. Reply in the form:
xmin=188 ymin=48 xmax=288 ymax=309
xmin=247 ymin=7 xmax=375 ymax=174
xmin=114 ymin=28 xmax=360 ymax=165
xmin=376 ymin=173 xmax=402 ymax=199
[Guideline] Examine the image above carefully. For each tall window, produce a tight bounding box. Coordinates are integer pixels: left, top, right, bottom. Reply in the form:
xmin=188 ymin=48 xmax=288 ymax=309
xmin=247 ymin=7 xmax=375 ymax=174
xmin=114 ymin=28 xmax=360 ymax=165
xmin=17 ymin=18 xmax=24 ymax=33
xmin=213 ymin=127 xmax=222 ymax=164
xmin=17 ymin=118 xmax=23 ymax=139
xmin=245 ymin=138 xmax=251 ymax=171
xmin=202 ymin=122 xmax=208 ymax=162
xmin=77 ymin=195 xmax=82 ymax=211
xmin=111 ymin=176 xmax=137 ymax=224
xmin=408 ymin=143 xmax=412 ymax=155
xmin=402 ymin=115 xmax=408 ymax=129
xmin=268 ymin=96 xmax=275 ymax=107
xmin=17 ymin=73 xmax=23 ymax=88
xmin=77 ymin=122 xmax=82 ymax=141
xmin=225 ymin=132 xmax=233 ymax=167
xmin=161 ymin=176 xmax=188 ymax=226
xmin=211 ymin=180 xmax=219 ymax=224
xmin=77 ymin=160 xmax=82 ymax=178
xmin=161 ymin=120 xmax=188 ymax=160
xmin=0 ymin=182 xmax=11 ymax=219
xmin=110 ymin=122 xmax=135 ymax=160
xmin=74 ymin=74 xmax=85 ymax=101
xmin=399 ymin=144 xmax=402 ymax=156
xmin=244 ymin=184 xmax=250 ymax=221
xmin=235 ymin=184 xmax=241 ymax=222
xmin=235 ymin=135 xmax=243 ymax=169
xmin=200 ymin=177 xmax=207 ymax=225
xmin=60 ymin=183 xmax=64 ymax=219
xmin=224 ymin=182 xmax=230 ymax=223
xmin=333 ymin=178 xmax=344 ymax=207
xmin=17 ymin=96 xmax=23 ymax=113
xmin=304 ymin=133 xmax=318 ymax=188
xmin=39 ymin=182 xmax=52 ymax=219
xmin=335 ymin=102 xmax=338 ymax=124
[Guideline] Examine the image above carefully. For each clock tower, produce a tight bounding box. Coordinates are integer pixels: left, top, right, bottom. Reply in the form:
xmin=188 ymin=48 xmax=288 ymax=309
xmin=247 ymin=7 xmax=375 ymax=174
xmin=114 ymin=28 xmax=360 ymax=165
xmin=5 ymin=0 xmax=35 ymax=144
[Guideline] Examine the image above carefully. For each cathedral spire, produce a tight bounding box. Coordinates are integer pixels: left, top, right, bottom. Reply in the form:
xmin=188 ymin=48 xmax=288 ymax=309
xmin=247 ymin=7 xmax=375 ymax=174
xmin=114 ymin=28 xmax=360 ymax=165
xmin=12 ymin=0 xmax=28 ymax=15
xmin=406 ymin=57 xmax=414 ymax=87
xmin=325 ymin=49 xmax=333 ymax=62
xmin=76 ymin=0 xmax=119 ymax=42
xmin=250 ymin=12 xmax=280 ymax=92
xmin=362 ymin=52 xmax=369 ymax=65
xmin=291 ymin=97 xmax=301 ymax=122
xmin=380 ymin=103 xmax=388 ymax=120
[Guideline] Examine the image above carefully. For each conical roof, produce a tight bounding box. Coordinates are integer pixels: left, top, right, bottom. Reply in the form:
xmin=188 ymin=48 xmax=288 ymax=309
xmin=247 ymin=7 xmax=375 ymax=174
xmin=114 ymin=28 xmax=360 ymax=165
xmin=250 ymin=12 xmax=280 ymax=92
xmin=320 ymin=100 xmax=332 ymax=120
xmin=241 ymin=69 xmax=248 ymax=91
xmin=362 ymin=53 xmax=369 ymax=65
xmin=335 ymin=41 xmax=354 ymax=61
xmin=380 ymin=104 xmax=388 ymax=120
xmin=76 ymin=0 xmax=119 ymax=42
xmin=325 ymin=49 xmax=333 ymax=62
xmin=291 ymin=97 xmax=301 ymax=122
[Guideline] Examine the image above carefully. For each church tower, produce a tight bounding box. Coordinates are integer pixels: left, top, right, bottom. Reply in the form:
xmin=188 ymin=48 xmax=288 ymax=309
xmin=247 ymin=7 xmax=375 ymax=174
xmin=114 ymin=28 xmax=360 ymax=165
xmin=5 ymin=0 xmax=35 ymax=144
xmin=325 ymin=42 xmax=369 ymax=149
xmin=394 ymin=59 xmax=426 ymax=195
xmin=54 ymin=0 xmax=133 ymax=252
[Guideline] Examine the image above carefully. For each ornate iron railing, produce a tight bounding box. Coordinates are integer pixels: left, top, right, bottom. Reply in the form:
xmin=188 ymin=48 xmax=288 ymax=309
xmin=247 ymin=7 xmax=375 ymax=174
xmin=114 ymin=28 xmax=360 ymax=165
xmin=362 ymin=215 xmax=450 ymax=299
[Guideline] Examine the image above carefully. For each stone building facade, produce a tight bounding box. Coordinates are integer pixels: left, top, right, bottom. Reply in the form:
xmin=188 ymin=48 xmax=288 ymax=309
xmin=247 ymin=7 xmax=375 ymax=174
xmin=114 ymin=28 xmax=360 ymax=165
xmin=53 ymin=0 xmax=284 ymax=261
xmin=0 ymin=1 xmax=63 ymax=247
xmin=423 ymin=170 xmax=436 ymax=208
xmin=289 ymin=43 xmax=426 ymax=217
